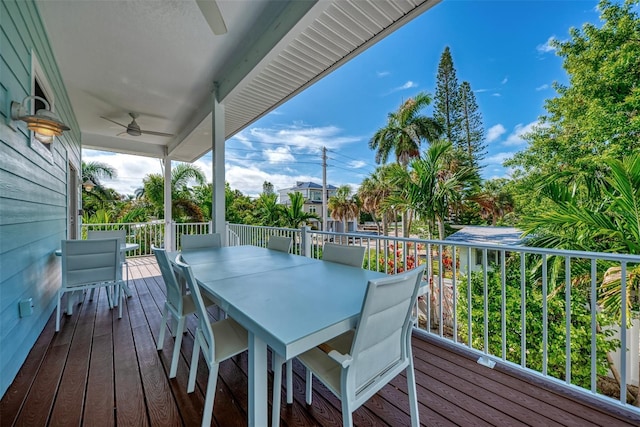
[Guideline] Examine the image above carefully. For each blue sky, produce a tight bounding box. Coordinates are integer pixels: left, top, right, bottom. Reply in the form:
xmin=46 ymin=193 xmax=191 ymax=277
xmin=85 ymin=0 xmax=604 ymax=197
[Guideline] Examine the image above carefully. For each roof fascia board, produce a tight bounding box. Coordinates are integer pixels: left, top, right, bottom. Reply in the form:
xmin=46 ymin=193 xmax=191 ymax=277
xmin=216 ymin=0 xmax=323 ymax=101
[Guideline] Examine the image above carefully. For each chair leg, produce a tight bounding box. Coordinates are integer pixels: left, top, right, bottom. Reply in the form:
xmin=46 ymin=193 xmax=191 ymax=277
xmin=305 ymin=367 xmax=313 ymax=405
xmin=170 ymin=316 xmax=185 ymax=379
xmin=286 ymin=360 xmax=293 ymax=404
xmin=406 ymin=362 xmax=420 ymax=427
xmin=341 ymin=398 xmax=354 ymax=427
xmin=117 ymin=284 xmax=123 ymax=319
xmin=56 ymin=291 xmax=62 ymax=332
xmin=271 ymin=353 xmax=284 ymax=427
xmin=201 ymin=363 xmax=219 ymax=427
xmin=157 ymin=305 xmax=169 ymax=351
xmin=188 ymin=334 xmax=201 ymax=393
xmin=89 ymin=288 xmax=95 ymax=301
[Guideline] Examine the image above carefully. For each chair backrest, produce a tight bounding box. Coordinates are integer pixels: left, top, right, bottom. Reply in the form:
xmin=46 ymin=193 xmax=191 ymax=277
xmin=87 ymin=230 xmax=126 ymax=264
xmin=175 ymin=256 xmax=216 ymax=360
xmin=267 ymin=235 xmax=292 ymax=253
xmin=349 ymin=264 xmax=425 ymax=393
xmin=322 ymin=243 xmax=365 ymax=267
xmin=61 ymin=238 xmax=119 ymax=288
xmin=152 ymin=245 xmax=184 ymax=314
xmin=181 ymin=233 xmax=222 ymax=250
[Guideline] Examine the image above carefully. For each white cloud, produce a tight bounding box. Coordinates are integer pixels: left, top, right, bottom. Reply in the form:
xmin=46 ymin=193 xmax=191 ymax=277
xmin=348 ymin=160 xmax=367 ymax=168
xmin=377 ymin=71 xmax=390 ymax=77
xmin=386 ymin=81 xmax=418 ymax=94
xmin=536 ymin=84 xmax=549 ymax=91
xmin=484 ymin=152 xmax=513 ymax=165
xmin=501 ymin=77 xmax=508 ymax=85
xmin=491 ymin=93 xmax=501 ymax=97
xmin=241 ymin=124 xmax=361 ymax=152
xmin=503 ymin=121 xmax=538 ymax=146
xmin=486 ymin=124 xmax=506 ymax=142
xmin=475 ymin=88 xmax=489 ymax=93
xmin=264 ymin=146 xmax=295 ymax=163
xmin=537 ymin=36 xmax=556 ymax=54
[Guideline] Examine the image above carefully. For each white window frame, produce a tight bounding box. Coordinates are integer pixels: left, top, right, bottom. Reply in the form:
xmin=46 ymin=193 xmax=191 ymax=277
xmin=28 ymin=53 xmax=55 ymax=162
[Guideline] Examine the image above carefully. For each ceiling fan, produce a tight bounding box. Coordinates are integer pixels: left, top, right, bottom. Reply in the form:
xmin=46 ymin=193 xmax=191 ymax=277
xmin=101 ymin=113 xmax=174 ymax=137
xmin=196 ymin=0 xmax=227 ymax=35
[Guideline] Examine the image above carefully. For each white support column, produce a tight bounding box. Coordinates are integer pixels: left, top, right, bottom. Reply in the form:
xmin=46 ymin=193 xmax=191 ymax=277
xmin=212 ymin=86 xmax=226 ymax=245
xmin=163 ymin=156 xmax=173 ymax=250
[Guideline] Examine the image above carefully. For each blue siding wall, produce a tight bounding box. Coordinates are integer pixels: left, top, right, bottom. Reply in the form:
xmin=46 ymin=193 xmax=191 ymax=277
xmin=0 ymin=0 xmax=80 ymax=397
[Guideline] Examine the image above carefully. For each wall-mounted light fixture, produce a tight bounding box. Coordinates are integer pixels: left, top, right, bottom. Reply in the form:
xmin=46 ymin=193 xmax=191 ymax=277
xmin=10 ymin=95 xmax=70 ymax=144
xmin=82 ymin=179 xmax=96 ymax=192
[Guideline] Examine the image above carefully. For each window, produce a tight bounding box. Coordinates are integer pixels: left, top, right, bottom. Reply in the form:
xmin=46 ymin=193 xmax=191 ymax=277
xmin=310 ymin=190 xmax=321 ymax=202
xmin=309 ymin=206 xmax=317 ymax=214
xmin=474 ymin=249 xmax=499 ymax=266
xmin=29 ymin=54 xmax=56 ymax=161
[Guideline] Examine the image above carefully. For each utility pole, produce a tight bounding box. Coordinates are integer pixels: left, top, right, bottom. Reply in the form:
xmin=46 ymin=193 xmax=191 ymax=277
xmin=322 ymin=146 xmax=328 ymax=232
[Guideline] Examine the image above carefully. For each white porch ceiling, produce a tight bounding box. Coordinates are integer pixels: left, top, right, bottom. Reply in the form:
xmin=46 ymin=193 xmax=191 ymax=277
xmin=37 ymin=0 xmax=440 ymax=163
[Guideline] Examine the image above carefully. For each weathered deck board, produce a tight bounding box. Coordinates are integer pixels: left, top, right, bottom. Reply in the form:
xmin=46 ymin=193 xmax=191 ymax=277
xmin=2 ymin=255 xmax=639 ymax=427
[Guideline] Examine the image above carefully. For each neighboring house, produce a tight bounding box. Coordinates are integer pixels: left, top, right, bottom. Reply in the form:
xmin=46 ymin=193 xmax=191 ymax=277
xmin=445 ymin=226 xmax=524 ymax=273
xmin=278 ymin=181 xmax=356 ymax=231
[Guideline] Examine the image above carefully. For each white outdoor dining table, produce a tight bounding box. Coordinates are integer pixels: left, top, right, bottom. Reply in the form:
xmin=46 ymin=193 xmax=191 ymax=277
xmin=177 ymin=245 xmax=387 ymax=427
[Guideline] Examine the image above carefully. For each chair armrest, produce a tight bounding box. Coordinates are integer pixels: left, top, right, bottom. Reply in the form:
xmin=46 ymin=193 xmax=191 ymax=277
xmin=318 ymin=343 xmax=352 ymax=368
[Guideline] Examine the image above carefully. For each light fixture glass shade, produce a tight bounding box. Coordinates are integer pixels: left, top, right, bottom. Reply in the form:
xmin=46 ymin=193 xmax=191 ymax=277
xmin=10 ymin=96 xmax=70 ymax=143
xmin=83 ymin=179 xmax=96 ymax=192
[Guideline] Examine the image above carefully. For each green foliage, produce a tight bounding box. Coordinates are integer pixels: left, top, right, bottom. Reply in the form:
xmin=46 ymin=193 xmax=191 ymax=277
xmin=281 ymin=192 xmax=318 ymax=228
xmin=507 ymin=0 xmax=640 ymax=180
xmin=369 ymin=91 xmax=442 ymax=167
xmin=456 ymin=255 xmax=618 ymax=389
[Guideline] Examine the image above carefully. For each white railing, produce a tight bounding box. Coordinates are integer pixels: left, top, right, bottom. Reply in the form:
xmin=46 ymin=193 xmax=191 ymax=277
xmin=79 ymin=221 xmax=640 ymax=412
xmin=81 ymin=222 xmax=164 ymax=257
xmin=82 ymin=221 xmax=240 ymax=254
xmin=228 ymin=223 xmax=301 ymax=253
xmin=233 ymin=224 xmax=640 ymax=413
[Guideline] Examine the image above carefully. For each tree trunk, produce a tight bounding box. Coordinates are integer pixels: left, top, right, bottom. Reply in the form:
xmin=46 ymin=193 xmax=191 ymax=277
xmin=437 ymin=216 xmax=445 ymax=240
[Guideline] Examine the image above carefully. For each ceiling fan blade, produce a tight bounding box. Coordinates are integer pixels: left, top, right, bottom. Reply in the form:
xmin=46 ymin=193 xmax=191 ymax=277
xmin=140 ymin=129 xmax=174 ymax=137
xmin=100 ymin=116 xmax=127 ymax=128
xmin=196 ymin=0 xmax=227 ymax=35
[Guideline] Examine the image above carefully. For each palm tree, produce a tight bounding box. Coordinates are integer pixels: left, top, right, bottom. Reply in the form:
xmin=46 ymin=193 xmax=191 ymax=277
xmin=386 ymin=141 xmax=474 ymax=240
xmin=139 ymin=162 xmax=206 ymax=221
xmin=254 ymin=192 xmax=282 ymax=226
xmin=369 ymin=92 xmax=442 ymax=167
xmin=81 ymin=161 xmax=117 ymax=216
xmin=471 ymin=179 xmax=515 ymax=226
xmin=358 ymin=167 xmax=392 ymax=235
xmin=328 ymin=185 xmax=359 ymax=239
xmin=369 ymin=92 xmax=442 ymax=236
xmin=520 ymin=154 xmax=640 ymax=321
xmin=281 ymin=192 xmax=319 ymax=229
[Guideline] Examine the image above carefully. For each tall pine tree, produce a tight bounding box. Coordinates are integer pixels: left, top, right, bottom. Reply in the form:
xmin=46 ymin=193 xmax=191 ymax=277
xmin=433 ymin=46 xmax=461 ymax=144
xmin=457 ymin=81 xmax=486 ymax=173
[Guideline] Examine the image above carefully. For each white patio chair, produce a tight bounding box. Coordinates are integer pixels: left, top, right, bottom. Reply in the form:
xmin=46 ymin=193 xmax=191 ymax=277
xmin=181 ymin=233 xmax=222 ymax=250
xmin=267 ymin=235 xmax=292 ymax=253
xmin=294 ymin=264 xmax=425 ymax=427
xmin=322 ymin=243 xmax=366 ymax=267
xmin=87 ymin=229 xmax=130 ymax=299
xmin=175 ymin=256 xmax=248 ymax=427
xmin=277 ymin=243 xmax=368 ymax=413
xmin=152 ymin=246 xmax=215 ymax=378
xmin=57 ymin=238 xmax=124 ymax=331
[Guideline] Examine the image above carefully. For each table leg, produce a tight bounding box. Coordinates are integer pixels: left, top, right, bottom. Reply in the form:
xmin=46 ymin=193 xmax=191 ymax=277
xmin=248 ymin=332 xmax=268 ymax=427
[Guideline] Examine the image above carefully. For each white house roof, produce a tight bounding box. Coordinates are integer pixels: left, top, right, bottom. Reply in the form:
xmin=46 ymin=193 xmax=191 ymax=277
xmin=35 ymin=0 xmax=441 ymax=162
xmin=445 ymin=226 xmax=524 ymax=246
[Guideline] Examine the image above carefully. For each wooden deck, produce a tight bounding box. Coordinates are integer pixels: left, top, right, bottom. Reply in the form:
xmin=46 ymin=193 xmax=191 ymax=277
xmin=2 ymin=256 xmax=639 ymax=427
